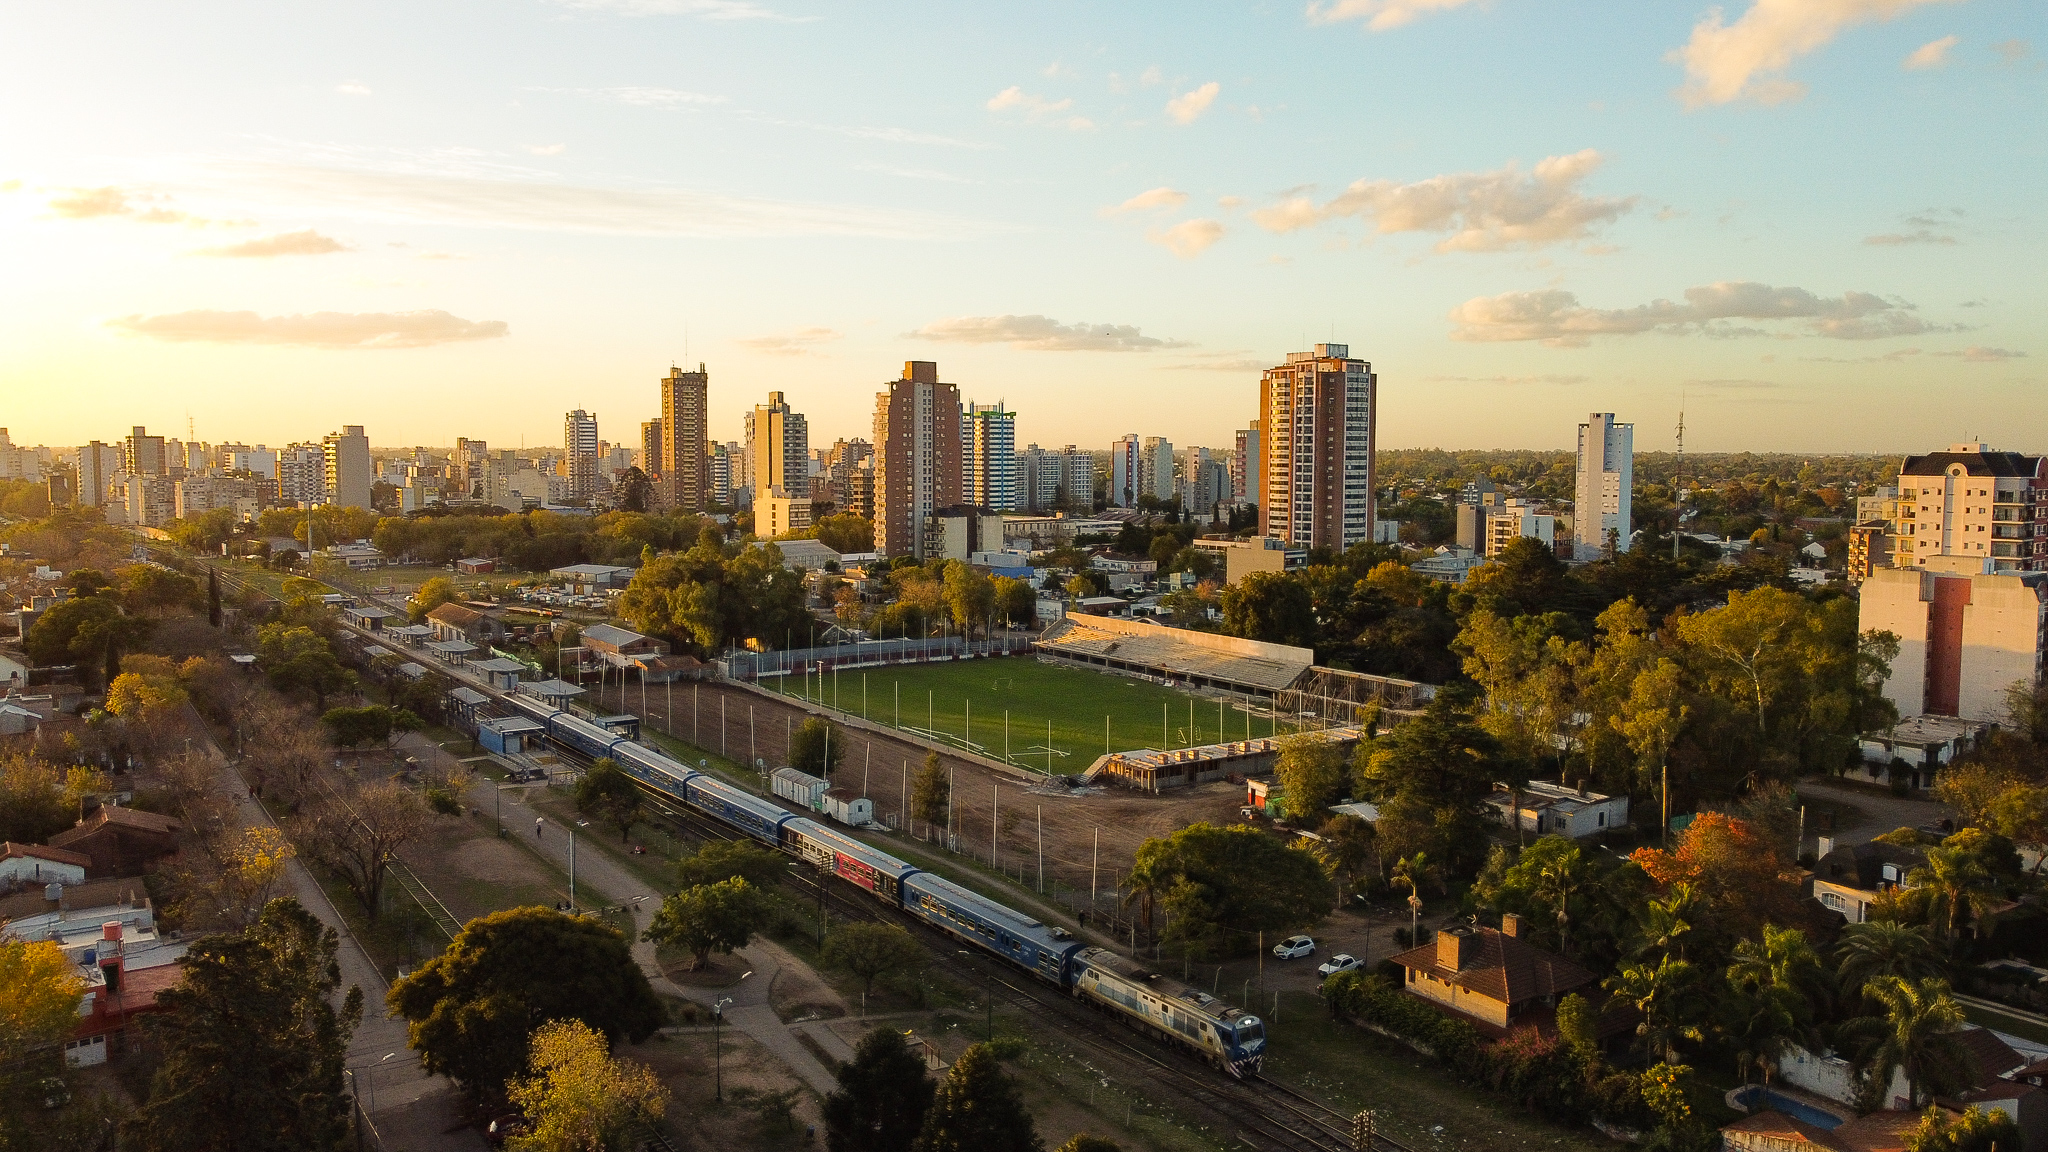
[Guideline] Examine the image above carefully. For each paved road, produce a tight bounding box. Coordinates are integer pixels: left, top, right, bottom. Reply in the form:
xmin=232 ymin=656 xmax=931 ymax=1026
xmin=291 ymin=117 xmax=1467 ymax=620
xmin=1798 ymin=778 xmax=1953 ymax=851
xmin=396 ymin=731 xmax=845 ymax=1098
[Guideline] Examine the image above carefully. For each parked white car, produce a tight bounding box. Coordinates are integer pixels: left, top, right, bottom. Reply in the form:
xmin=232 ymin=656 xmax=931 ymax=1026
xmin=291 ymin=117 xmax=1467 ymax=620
xmin=1272 ymin=935 xmax=1315 ymax=959
xmin=1317 ymin=954 xmax=1364 ymax=977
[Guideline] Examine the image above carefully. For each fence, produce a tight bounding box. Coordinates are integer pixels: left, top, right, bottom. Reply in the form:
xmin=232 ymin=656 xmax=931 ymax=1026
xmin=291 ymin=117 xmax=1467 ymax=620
xmin=725 ymin=635 xmax=1033 ymax=680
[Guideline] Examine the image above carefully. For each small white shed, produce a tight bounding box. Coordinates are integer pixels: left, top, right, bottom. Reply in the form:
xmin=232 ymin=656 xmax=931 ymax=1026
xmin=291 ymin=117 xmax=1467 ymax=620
xmin=772 ymin=767 xmax=829 ymax=811
xmin=823 ymin=787 xmax=874 ymax=827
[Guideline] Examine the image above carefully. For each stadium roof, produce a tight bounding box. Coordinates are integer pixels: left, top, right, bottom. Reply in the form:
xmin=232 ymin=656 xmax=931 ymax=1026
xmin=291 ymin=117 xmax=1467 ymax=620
xmin=1038 ymin=614 xmax=1311 ymax=694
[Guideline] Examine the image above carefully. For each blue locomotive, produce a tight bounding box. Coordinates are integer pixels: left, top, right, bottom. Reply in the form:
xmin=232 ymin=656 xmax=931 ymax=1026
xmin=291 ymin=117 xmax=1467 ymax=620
xmin=500 ymin=692 xmax=1266 ymax=1077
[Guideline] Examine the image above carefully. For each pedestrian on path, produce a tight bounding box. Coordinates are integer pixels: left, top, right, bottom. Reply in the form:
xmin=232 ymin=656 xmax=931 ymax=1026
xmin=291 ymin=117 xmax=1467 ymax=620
xmin=536 ymin=816 xmax=544 ymax=837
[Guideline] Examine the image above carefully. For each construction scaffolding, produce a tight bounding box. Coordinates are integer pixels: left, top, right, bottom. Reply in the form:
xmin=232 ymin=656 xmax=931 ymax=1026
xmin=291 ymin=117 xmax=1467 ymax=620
xmin=1273 ymin=666 xmax=1436 ymax=727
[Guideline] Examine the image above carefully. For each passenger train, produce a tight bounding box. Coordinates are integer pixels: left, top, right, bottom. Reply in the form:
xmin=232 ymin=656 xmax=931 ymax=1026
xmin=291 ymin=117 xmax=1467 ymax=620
xmin=503 ymin=693 xmax=1267 ymax=1077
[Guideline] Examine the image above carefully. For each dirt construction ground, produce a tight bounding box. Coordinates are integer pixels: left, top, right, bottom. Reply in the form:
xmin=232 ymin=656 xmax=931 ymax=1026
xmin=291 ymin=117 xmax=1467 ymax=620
xmin=589 ymin=670 xmax=1257 ymax=914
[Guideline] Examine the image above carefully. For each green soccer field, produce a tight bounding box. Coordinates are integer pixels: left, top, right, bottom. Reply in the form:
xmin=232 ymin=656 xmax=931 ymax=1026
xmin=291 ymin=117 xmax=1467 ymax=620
xmin=770 ymin=657 xmax=1277 ymax=772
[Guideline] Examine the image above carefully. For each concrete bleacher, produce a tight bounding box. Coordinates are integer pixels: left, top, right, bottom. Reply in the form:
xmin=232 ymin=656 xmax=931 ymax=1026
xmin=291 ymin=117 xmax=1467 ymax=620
xmin=1036 ymin=614 xmax=1312 ymax=696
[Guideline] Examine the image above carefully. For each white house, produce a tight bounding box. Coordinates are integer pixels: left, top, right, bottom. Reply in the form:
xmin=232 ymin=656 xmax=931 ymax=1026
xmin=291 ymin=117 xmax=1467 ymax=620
xmin=0 ymin=842 xmax=90 ymax=886
xmin=1483 ymin=780 xmax=1629 ymax=839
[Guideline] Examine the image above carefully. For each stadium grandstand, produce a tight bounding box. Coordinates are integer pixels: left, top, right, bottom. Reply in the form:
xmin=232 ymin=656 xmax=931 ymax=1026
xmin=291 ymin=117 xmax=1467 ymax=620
xmin=1036 ymin=614 xmax=1312 ymax=697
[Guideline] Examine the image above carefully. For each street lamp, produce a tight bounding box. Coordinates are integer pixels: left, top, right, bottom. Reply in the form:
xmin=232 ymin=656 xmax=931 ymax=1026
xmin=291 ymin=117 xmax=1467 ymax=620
xmin=714 ymin=995 xmax=733 ymax=1101
xmin=957 ymin=951 xmax=993 ymax=1041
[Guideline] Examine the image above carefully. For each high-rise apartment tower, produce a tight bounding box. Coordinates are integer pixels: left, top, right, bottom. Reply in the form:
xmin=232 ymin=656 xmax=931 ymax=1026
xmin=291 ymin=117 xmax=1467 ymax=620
xmin=322 ymin=425 xmax=372 ymax=511
xmin=1892 ymin=444 xmax=2048 ymax=573
xmin=1573 ymin=413 xmax=1633 ymax=558
xmin=962 ymin=401 xmax=1019 ymax=511
xmin=1257 ymin=344 xmax=1377 ymax=550
xmin=564 ymin=410 xmax=600 ymax=502
xmin=660 ymin=364 xmax=709 ymax=511
xmin=751 ymin=392 xmax=809 ymax=498
xmin=873 ymin=362 xmax=963 ymax=558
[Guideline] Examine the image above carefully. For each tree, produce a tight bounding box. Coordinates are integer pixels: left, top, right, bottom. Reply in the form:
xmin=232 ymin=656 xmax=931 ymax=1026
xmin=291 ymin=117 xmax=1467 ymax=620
xmin=1126 ymin=823 xmax=1333 ymax=957
xmin=823 ymin=922 xmax=926 ymax=999
xmin=1219 ymin=571 xmax=1315 ymax=648
xmin=1836 ymin=920 xmax=1947 ymax=990
xmin=823 ymin=1026 xmax=938 ymax=1152
xmin=1605 ymin=955 xmax=1705 ymax=1064
xmin=1904 ymin=1104 xmax=2023 ymax=1152
xmin=257 ymin=624 xmax=355 ymax=706
xmin=609 ymin=466 xmax=655 ymax=514
xmin=1630 ymin=812 xmax=1794 ymax=941
xmin=118 ymin=565 xmax=201 ymax=614
xmin=505 ymin=1018 xmax=669 ymax=1152
xmin=911 ymin=750 xmax=950 ymax=831
xmin=320 ymin=704 xmax=394 ymax=749
xmin=389 ymin=906 xmax=663 ymax=1099
xmin=675 ymin=838 xmax=787 ymax=891
xmin=124 ymin=899 xmax=364 ymax=1152
xmin=1725 ymin=925 xmax=1827 ymax=1085
xmin=910 ymin=1043 xmax=1042 ymax=1152
xmin=643 ymin=877 xmax=769 ymax=969
xmin=790 ymin=715 xmax=847 ymax=777
xmin=576 ymin=758 xmax=644 ymax=842
xmin=1908 ymin=838 xmax=2001 ymax=942
xmin=105 ymin=668 xmax=190 ymax=723
xmin=219 ymin=825 xmax=297 ymax=925
xmin=1063 ymin=571 xmax=1107 ymax=601
xmin=1272 ymin=733 xmax=1347 ymax=822
xmin=0 ymin=938 xmax=85 ymax=1052
xmin=411 ymin=576 xmax=460 ymax=622
xmin=24 ymin=595 xmax=121 ymax=666
xmin=942 ymin=561 xmax=997 ymax=636
xmin=0 ymin=754 xmax=73 ymax=844
xmin=294 ymin=779 xmax=430 ymax=922
xmin=1838 ymin=976 xmax=1972 ymax=1110
xmin=992 ymin=575 xmax=1037 ymax=629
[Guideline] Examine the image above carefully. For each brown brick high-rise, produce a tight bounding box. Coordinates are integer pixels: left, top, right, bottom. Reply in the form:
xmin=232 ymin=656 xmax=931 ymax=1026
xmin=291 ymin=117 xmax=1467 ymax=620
xmin=660 ymin=364 xmax=708 ymax=511
xmin=873 ymin=361 xmax=962 ymax=558
xmin=1257 ymin=344 xmax=1376 ymax=550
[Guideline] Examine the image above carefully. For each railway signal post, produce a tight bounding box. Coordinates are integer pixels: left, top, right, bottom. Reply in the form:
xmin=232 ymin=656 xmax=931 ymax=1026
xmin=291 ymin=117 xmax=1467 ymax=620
xmin=1351 ymin=1109 xmax=1375 ymax=1151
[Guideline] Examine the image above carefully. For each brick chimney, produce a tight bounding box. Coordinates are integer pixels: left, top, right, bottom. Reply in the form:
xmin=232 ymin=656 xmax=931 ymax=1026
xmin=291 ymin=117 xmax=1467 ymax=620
xmin=1500 ymin=912 xmax=1522 ymax=938
xmin=1436 ymin=927 xmax=1476 ymax=971
xmin=99 ymin=921 xmax=124 ymax=999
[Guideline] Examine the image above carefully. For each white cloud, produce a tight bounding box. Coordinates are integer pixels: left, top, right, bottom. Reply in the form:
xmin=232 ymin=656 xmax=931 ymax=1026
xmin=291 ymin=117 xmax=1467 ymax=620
xmin=1864 ymin=229 xmax=1957 ymax=245
xmin=336 ymin=82 xmax=372 ymax=97
xmin=1903 ymin=34 xmax=1959 ymax=69
xmin=544 ymin=0 xmax=811 ymax=21
xmin=44 ymin=185 xmax=201 ymax=224
xmin=1162 ymin=350 xmax=1270 ymax=372
xmin=1305 ymin=0 xmax=1481 ymax=31
xmin=1947 ymin=346 xmax=2026 ymax=362
xmin=1251 ymin=149 xmax=1633 ymax=252
xmin=1139 ymin=66 xmax=1163 ymax=86
xmin=1103 ymin=187 xmax=1189 ymax=215
xmin=909 ymin=315 xmax=1191 ymax=352
xmin=1449 ymin=281 xmax=1948 ymax=345
xmin=1420 ymin=373 xmax=1593 ymax=385
xmin=985 ymin=86 xmax=1092 ymax=130
xmin=1669 ymin=0 xmax=1959 ymax=109
xmin=106 ymin=309 xmax=508 ymax=349
xmin=193 ymin=229 xmax=349 ymax=257
xmin=207 ymin=162 xmax=995 ymax=241
xmin=1992 ymin=38 xmax=2031 ymax=64
xmin=529 ymin=86 xmax=726 ymax=107
xmin=737 ymin=326 xmax=843 ymax=356
xmin=526 ymin=144 xmax=568 ymax=156
xmin=1165 ymin=82 xmax=1220 ymax=124
xmin=1149 ymin=219 xmax=1225 ymax=258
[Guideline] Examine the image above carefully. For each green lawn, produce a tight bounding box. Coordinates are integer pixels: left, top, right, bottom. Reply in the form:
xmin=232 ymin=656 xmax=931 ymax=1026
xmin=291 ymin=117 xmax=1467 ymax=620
xmin=772 ymin=657 xmax=1279 ymax=771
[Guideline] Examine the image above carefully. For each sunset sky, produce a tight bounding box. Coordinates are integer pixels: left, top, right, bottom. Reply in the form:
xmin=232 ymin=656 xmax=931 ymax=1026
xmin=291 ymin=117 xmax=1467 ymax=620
xmin=2 ymin=0 xmax=2041 ymax=456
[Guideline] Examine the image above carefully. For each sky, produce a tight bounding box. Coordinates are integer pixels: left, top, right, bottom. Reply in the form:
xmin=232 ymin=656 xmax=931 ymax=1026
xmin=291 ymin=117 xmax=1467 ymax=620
xmin=1 ymin=0 xmax=2042 ymax=457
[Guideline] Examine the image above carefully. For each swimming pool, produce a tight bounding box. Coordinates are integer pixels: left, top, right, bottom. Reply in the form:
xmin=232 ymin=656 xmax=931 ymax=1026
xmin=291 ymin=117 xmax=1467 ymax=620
xmin=1733 ymin=1086 xmax=1845 ymax=1130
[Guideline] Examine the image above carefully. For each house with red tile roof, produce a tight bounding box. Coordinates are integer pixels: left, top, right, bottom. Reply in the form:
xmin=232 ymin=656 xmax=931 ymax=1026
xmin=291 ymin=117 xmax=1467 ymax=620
xmin=1388 ymin=913 xmax=1595 ymax=1032
xmin=48 ymin=806 xmax=182 ymax=878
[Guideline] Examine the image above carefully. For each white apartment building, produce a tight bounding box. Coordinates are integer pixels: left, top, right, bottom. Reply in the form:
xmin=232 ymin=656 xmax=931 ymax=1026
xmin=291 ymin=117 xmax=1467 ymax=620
xmin=1861 ymin=563 xmax=2048 ymax=724
xmin=1141 ymin=436 xmax=1175 ymax=504
xmin=962 ymin=401 xmax=1019 ymax=512
xmin=0 ymin=429 xmax=43 ymax=482
xmin=72 ymin=441 xmax=121 ymax=507
xmin=278 ymin=444 xmax=325 ymax=506
xmin=563 ymin=409 xmax=600 ymax=502
xmin=1892 ymin=445 xmax=2047 ymax=573
xmin=322 ymin=425 xmax=372 ymax=510
xmin=751 ymin=392 xmax=809 ymax=499
xmin=1109 ymin=434 xmax=1142 ymax=508
xmin=1574 ymin=413 xmax=1632 ymax=559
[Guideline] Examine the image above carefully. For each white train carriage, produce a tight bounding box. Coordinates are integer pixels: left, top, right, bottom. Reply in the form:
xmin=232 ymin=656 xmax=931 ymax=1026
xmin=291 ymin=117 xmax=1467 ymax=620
xmin=1069 ymin=947 xmax=1266 ymax=1078
xmin=781 ymin=819 xmax=920 ymax=904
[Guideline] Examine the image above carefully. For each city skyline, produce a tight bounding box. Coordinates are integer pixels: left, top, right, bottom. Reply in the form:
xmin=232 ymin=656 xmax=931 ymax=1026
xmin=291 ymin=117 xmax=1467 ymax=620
xmin=2 ymin=2 xmax=2042 ymax=453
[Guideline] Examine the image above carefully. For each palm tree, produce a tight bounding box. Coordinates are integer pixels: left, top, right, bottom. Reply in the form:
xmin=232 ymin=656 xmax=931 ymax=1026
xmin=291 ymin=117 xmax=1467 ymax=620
xmin=1392 ymin=853 xmax=1431 ymax=945
xmin=1632 ymin=884 xmax=1702 ymax=964
xmin=1835 ymin=920 xmax=1945 ymax=992
xmin=1605 ymin=954 xmax=1705 ymax=1065
xmin=1533 ymin=845 xmax=1589 ymax=960
xmin=1726 ymin=925 xmax=1827 ymax=1086
xmin=1908 ymin=845 xmax=2000 ymax=942
xmin=1836 ymin=976 xmax=1972 ymax=1110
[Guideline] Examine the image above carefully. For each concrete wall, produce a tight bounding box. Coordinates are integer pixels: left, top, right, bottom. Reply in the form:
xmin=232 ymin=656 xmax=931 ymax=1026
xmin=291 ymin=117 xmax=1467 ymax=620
xmin=1960 ymin=574 xmax=2046 ymax=722
xmin=1404 ymin=968 xmax=1509 ymax=1028
xmin=1862 ymin=568 xmax=1932 ymax=719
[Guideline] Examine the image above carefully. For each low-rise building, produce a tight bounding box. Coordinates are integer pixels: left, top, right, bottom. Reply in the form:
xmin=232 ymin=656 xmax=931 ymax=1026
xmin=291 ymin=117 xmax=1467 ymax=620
xmin=550 ymin=563 xmax=636 ymax=593
xmin=1390 ymin=916 xmax=1595 ymax=1033
xmin=47 ymin=806 xmax=182 ymax=878
xmin=1811 ymin=838 xmax=1923 ymax=924
xmin=1858 ymin=714 xmax=1990 ymax=789
xmin=579 ymin=623 xmax=670 ymax=667
xmin=1411 ymin=547 xmax=1489 ymax=584
xmin=1482 ymin=780 xmax=1629 ymax=838
xmin=455 ymin=557 xmax=495 ymax=574
xmin=761 ymin=490 xmax=813 ymax=538
xmin=1859 ymin=564 xmax=2048 ymax=724
xmin=924 ymin=505 xmax=1004 ymax=563
xmin=1190 ymin=536 xmax=1307 ymax=586
xmin=0 ymin=841 xmax=91 ymax=886
xmin=425 ymin=602 xmax=508 ymax=646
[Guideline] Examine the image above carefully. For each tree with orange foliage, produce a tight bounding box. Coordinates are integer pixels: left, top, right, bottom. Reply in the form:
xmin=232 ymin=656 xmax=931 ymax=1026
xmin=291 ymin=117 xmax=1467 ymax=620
xmin=1630 ymin=811 xmax=1798 ymax=941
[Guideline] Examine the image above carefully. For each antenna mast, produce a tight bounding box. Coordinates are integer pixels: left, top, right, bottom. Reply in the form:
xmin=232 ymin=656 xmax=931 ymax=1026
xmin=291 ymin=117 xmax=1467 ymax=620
xmin=1673 ymin=397 xmax=1686 ymax=561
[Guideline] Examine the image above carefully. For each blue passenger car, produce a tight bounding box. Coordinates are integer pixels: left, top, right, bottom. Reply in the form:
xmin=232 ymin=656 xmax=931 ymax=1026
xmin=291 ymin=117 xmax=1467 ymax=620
xmin=683 ymin=775 xmax=795 ymax=844
xmin=901 ymin=873 xmax=1080 ymax=985
xmin=611 ymin=742 xmax=695 ymax=798
xmin=545 ymin=712 xmax=628 ymax=762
